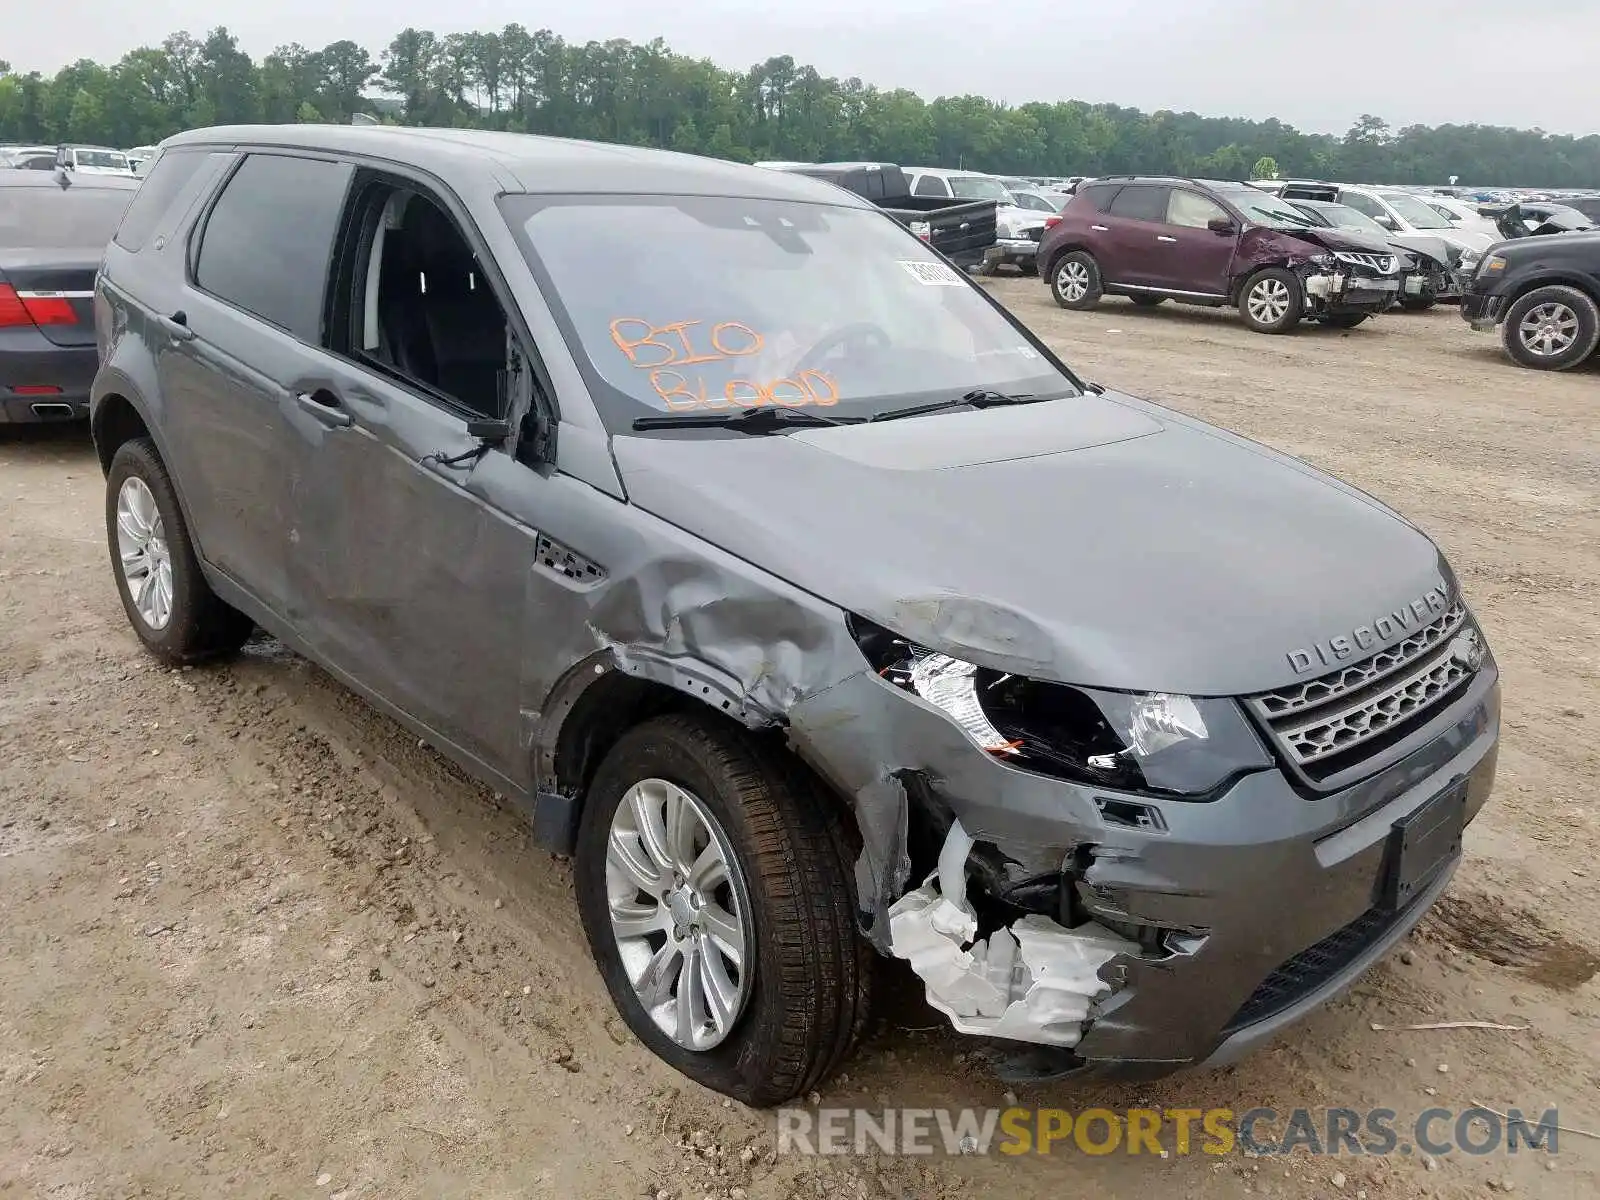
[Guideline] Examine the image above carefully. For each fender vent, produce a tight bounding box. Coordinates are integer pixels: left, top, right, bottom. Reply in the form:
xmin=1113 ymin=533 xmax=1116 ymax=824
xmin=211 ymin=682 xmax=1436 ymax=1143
xmin=535 ymin=534 xmax=605 ymax=584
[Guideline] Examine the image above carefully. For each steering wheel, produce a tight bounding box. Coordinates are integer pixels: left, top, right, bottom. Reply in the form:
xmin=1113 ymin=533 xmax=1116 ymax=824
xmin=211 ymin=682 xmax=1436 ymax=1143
xmin=794 ymin=322 xmax=892 ymax=375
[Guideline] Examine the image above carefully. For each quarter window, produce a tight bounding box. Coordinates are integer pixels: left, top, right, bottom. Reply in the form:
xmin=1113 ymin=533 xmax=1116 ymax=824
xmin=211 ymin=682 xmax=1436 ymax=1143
xmin=113 ymin=148 xmax=210 ymax=252
xmin=193 ymin=153 xmax=353 ymax=342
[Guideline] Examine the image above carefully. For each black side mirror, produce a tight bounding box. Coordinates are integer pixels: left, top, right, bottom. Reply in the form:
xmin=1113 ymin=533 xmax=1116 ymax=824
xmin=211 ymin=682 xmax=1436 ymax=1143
xmin=1207 ymin=216 xmax=1237 ymax=236
xmin=466 ymin=417 xmax=513 ymax=443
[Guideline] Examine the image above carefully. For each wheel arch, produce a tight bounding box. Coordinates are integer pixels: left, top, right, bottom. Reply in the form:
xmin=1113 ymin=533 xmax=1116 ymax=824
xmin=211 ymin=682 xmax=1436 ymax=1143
xmin=1501 ymin=270 xmax=1600 ymax=313
xmin=528 ymin=648 xmax=853 ymax=855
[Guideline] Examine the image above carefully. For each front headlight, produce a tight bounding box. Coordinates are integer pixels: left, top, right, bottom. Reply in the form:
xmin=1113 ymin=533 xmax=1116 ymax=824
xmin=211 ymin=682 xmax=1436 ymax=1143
xmin=1478 ymin=253 xmax=1507 ymax=278
xmin=852 ymin=619 xmax=1273 ymax=798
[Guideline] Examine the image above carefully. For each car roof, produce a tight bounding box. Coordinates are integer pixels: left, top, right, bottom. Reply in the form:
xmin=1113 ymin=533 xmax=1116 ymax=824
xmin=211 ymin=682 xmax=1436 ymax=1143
xmin=163 ymin=125 xmax=869 ymax=207
xmin=905 ymin=166 xmax=999 ymax=179
xmin=0 ymin=171 xmax=142 ymax=191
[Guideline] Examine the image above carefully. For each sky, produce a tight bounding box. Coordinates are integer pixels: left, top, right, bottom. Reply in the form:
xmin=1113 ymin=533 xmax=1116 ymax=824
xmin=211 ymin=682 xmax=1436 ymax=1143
xmin=8 ymin=0 xmax=1600 ymax=138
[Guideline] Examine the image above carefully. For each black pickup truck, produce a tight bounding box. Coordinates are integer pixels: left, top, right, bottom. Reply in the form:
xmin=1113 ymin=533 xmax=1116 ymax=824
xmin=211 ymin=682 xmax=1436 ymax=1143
xmin=1461 ymin=228 xmax=1600 ymax=371
xmin=758 ymin=161 xmax=998 ymax=269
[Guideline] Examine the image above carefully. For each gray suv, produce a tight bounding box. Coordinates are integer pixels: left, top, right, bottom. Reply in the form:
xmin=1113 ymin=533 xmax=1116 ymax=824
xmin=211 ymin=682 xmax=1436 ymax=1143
xmin=91 ymin=126 xmax=1501 ymax=1106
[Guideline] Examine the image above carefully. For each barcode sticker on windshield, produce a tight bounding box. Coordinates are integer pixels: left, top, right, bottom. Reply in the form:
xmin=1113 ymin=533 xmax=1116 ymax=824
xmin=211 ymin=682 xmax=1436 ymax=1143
xmin=899 ymin=260 xmax=966 ymax=286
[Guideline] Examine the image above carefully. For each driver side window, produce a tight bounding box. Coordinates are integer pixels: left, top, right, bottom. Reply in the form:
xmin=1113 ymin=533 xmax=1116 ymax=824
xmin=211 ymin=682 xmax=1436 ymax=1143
xmin=332 ymin=178 xmax=512 ymax=419
xmin=1167 ymin=190 xmax=1228 ymax=229
xmin=1342 ymin=193 xmax=1386 ymax=221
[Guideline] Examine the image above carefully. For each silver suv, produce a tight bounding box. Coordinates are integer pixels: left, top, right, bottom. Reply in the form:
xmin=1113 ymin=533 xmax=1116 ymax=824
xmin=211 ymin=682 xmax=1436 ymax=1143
xmin=91 ymin=126 xmax=1500 ymax=1105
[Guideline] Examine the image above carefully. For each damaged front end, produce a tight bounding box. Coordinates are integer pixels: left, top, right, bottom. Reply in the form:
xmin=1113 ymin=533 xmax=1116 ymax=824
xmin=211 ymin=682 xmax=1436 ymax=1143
xmin=888 ymin=819 xmax=1138 ymax=1049
xmin=1296 ymin=250 xmax=1403 ymax=316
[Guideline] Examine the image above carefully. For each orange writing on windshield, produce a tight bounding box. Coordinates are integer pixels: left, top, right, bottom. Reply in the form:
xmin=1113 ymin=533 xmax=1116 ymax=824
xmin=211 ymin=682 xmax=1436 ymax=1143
xmin=651 ymin=368 xmax=839 ymax=411
xmin=610 ymin=318 xmax=764 ymax=369
xmin=612 ymin=316 xmax=839 ymax=412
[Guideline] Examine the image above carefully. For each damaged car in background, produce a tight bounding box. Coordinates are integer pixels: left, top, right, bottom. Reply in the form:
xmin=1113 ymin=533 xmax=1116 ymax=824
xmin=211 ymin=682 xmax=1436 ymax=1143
xmin=1040 ymin=176 xmax=1411 ymax=332
xmin=92 ymin=126 xmax=1500 ymax=1107
xmin=1286 ymin=197 xmax=1467 ymax=310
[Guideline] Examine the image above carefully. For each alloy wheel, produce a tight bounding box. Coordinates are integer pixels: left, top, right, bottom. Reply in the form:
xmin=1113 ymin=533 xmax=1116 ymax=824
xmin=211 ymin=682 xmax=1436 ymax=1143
xmin=1517 ymin=301 xmax=1580 ymax=357
xmin=1056 ymin=260 xmax=1091 ymax=303
xmin=1247 ymin=278 xmax=1292 ymax=325
xmin=115 ymin=476 xmax=173 ymax=631
xmin=604 ymin=777 xmax=755 ymax=1051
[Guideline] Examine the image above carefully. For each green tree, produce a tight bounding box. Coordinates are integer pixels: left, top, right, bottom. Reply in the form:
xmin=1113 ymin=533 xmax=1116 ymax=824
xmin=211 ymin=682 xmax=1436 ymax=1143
xmin=3 ymin=25 xmax=1599 ymax=188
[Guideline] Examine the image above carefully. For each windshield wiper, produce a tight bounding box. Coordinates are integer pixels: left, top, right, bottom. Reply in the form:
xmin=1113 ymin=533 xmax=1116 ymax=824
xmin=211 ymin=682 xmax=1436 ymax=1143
xmin=867 ymin=389 xmax=1043 ymax=424
xmin=631 ymin=406 xmax=848 ymax=434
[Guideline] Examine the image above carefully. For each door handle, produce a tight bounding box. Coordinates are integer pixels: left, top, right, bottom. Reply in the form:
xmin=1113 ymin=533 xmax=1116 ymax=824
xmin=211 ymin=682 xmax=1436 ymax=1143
xmin=1091 ymin=224 xmax=1110 ymax=231
xmin=159 ymin=311 xmax=194 ymax=341
xmin=295 ymin=388 xmax=353 ymax=428
xmin=1157 ymin=235 xmax=1178 ymax=243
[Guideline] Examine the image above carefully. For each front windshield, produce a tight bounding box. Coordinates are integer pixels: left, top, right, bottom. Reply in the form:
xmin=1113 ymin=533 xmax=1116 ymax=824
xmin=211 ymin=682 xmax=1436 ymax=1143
xmin=950 ymin=176 xmax=1015 ymax=202
xmin=74 ymin=149 xmax=129 ymax=170
xmin=1307 ymin=202 xmax=1389 ymax=236
xmin=1211 ymin=186 xmax=1319 ymax=230
xmin=500 ymin=195 xmax=1077 ymax=431
xmin=1380 ymin=193 xmax=1452 ymax=230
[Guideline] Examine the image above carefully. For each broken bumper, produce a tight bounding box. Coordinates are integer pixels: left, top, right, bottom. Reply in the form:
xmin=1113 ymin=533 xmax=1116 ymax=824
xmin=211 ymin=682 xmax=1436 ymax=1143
xmin=788 ymin=656 xmax=1500 ymax=1076
xmin=1303 ymin=270 xmax=1400 ymax=312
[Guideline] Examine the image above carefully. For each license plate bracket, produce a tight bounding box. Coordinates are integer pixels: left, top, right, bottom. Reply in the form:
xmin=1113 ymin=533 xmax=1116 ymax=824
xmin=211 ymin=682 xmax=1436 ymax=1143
xmin=1382 ymin=778 xmax=1468 ymax=911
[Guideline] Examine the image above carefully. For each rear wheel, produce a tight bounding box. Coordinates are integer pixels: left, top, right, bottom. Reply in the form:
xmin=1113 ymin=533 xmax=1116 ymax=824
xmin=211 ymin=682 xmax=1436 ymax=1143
xmin=1399 ymin=295 xmax=1438 ymax=312
xmin=1321 ymin=313 xmax=1369 ymax=329
xmin=574 ymin=713 xmax=871 ymax=1106
xmin=1129 ymin=294 xmax=1166 ymax=307
xmin=1500 ymin=284 xmax=1600 ymax=371
xmin=1239 ymin=268 xmax=1303 ymax=334
xmin=105 ymin=438 xmax=253 ymax=664
xmin=1050 ymin=251 xmax=1103 ymax=310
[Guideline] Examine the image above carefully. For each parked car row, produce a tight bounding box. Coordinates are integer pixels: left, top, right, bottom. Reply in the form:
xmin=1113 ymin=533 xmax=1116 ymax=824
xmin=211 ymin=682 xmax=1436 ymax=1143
xmin=2 ymin=143 xmax=139 ymax=176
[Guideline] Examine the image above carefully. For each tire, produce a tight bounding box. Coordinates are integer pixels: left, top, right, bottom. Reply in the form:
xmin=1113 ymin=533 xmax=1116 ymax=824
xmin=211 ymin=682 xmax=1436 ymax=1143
xmin=1321 ymin=313 xmax=1369 ymax=329
xmin=574 ymin=713 xmax=871 ymax=1107
xmin=1238 ymin=267 xmax=1304 ymax=334
xmin=1129 ymin=294 xmax=1166 ymax=307
xmin=1050 ymin=251 xmax=1103 ymax=310
xmin=105 ymin=438 xmax=253 ymax=664
xmin=1500 ymin=284 xmax=1600 ymax=371
xmin=1018 ymin=260 xmax=1039 ymax=277
xmin=1399 ymin=295 xmax=1437 ymax=312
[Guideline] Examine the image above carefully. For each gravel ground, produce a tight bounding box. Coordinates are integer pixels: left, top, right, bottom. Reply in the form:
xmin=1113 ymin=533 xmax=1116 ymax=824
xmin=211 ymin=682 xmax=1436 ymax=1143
xmin=2 ymin=285 xmax=1596 ymax=1199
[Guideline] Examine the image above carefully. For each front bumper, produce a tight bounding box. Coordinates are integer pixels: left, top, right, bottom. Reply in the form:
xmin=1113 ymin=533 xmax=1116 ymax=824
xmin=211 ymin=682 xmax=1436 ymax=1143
xmin=1303 ymin=270 xmax=1399 ymax=313
xmin=789 ymin=649 xmax=1501 ymax=1077
xmin=1460 ymin=289 xmax=1505 ymax=331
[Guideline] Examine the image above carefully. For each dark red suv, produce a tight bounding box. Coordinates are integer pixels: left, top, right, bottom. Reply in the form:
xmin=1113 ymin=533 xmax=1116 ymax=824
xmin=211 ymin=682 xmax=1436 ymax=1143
xmin=1038 ymin=177 xmax=1407 ymax=333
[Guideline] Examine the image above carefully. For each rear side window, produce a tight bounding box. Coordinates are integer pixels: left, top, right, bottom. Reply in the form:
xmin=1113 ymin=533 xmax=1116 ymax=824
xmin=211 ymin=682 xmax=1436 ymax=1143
xmin=113 ymin=148 xmax=210 ymax=252
xmin=0 ymin=185 xmax=137 ymax=249
xmin=194 ymin=153 xmax=354 ymax=342
xmin=1109 ymin=184 xmax=1170 ymax=222
xmin=1075 ymin=183 xmax=1122 ymax=212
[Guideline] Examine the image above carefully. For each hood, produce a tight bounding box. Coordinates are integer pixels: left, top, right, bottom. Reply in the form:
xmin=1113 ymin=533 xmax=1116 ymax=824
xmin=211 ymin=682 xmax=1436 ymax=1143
xmin=1428 ymin=225 xmax=1495 ymax=253
xmin=1276 ymin=225 xmax=1398 ymax=256
xmin=614 ymin=391 xmax=1449 ymax=697
xmin=1383 ymin=232 xmax=1457 ymax=267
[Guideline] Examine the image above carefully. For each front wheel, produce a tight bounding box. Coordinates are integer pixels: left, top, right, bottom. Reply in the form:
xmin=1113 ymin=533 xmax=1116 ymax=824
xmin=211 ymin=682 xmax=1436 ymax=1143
xmin=1500 ymin=284 xmax=1600 ymax=371
xmin=574 ymin=713 xmax=871 ymax=1106
xmin=1239 ymin=268 xmax=1304 ymax=333
xmin=1050 ymin=251 xmax=1103 ymax=310
xmin=105 ymin=438 xmax=253 ymax=664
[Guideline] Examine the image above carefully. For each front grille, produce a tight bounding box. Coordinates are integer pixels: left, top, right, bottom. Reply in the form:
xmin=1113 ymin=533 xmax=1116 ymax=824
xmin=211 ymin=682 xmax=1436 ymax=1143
xmin=1248 ymin=603 xmax=1479 ymax=779
xmin=1225 ymin=903 xmax=1405 ymax=1030
xmin=1333 ymin=251 xmax=1400 ymax=275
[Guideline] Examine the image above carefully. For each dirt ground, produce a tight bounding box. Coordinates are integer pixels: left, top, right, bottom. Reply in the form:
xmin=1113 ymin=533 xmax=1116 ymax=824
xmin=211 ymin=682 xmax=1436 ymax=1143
xmin=2 ymin=286 xmax=1597 ymax=1199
